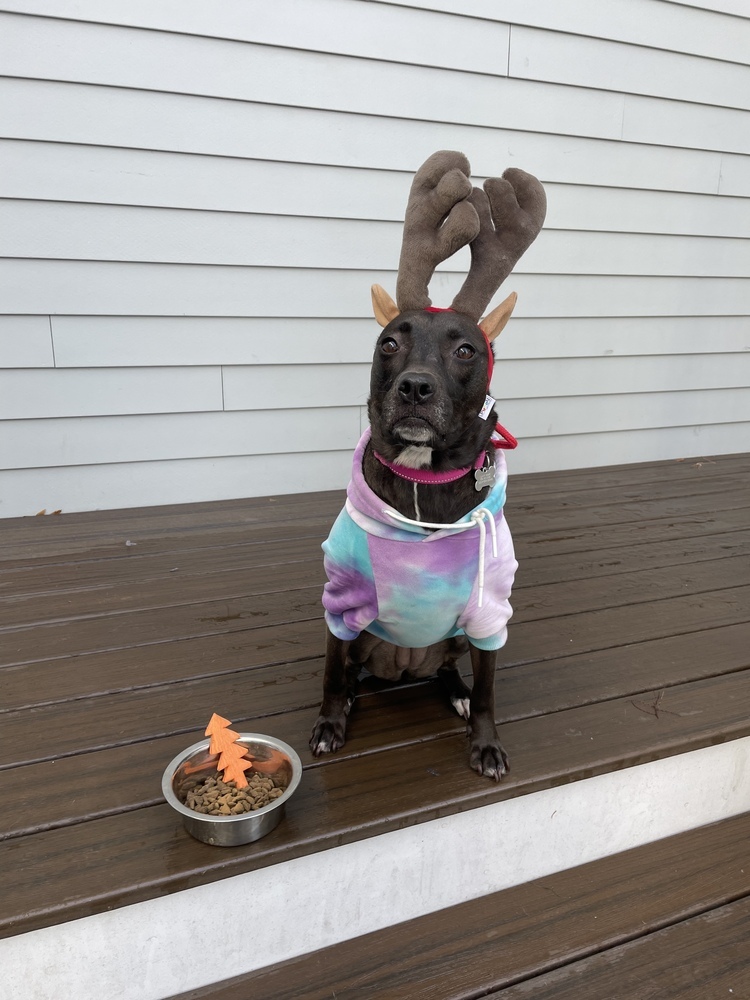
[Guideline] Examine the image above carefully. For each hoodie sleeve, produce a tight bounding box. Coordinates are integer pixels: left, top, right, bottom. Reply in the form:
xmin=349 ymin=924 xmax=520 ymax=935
xmin=321 ymin=508 xmax=379 ymax=641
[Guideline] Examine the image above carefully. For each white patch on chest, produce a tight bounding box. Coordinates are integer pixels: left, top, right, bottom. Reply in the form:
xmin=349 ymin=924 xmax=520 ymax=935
xmin=395 ymin=445 xmax=432 ymax=469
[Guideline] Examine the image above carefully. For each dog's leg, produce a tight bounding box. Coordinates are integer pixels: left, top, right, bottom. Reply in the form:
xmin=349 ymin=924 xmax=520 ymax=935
xmin=437 ymin=637 xmax=471 ymax=719
xmin=467 ymin=644 xmax=509 ymax=781
xmin=309 ymin=628 xmax=357 ymax=756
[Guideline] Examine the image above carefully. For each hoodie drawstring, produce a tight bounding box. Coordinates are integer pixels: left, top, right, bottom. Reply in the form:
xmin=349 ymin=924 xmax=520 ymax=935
xmin=383 ymin=507 xmax=498 ymax=608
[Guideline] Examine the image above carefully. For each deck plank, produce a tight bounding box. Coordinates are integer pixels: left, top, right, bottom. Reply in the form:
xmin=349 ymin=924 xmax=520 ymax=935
xmin=492 ymin=897 xmax=750 ymax=999
xmin=0 ymin=560 xmax=325 ymax=626
xmin=3 ymin=518 xmax=748 ymax=600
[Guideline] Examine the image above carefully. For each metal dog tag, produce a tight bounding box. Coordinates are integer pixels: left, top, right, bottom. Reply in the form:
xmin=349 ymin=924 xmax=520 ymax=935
xmin=474 ymin=463 xmax=496 ymax=492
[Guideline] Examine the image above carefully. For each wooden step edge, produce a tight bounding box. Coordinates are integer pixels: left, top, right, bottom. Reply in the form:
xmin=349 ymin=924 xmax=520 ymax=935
xmin=167 ymin=809 xmax=750 ymax=1000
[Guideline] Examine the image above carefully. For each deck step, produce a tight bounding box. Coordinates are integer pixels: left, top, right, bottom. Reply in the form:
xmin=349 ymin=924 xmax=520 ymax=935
xmin=169 ymin=811 xmax=750 ymax=999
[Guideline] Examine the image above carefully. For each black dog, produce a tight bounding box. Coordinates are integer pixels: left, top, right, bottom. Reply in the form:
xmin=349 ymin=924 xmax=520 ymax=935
xmin=309 ymin=152 xmax=546 ymax=779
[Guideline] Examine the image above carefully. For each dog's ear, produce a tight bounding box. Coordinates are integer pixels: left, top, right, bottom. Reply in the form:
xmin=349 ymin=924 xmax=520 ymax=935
xmin=479 ymin=291 xmax=517 ymax=342
xmin=371 ymin=284 xmax=400 ymax=327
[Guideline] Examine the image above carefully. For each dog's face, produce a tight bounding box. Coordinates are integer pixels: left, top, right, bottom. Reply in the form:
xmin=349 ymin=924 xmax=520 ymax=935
xmin=368 ymin=309 xmax=491 ymax=460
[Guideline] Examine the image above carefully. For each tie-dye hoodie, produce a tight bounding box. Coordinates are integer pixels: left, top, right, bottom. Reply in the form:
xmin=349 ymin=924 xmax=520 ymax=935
xmin=322 ymin=429 xmax=518 ymax=651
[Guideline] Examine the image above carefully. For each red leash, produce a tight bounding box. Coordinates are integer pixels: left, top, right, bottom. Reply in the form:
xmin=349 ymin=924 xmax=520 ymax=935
xmin=492 ymin=422 xmax=517 ymax=450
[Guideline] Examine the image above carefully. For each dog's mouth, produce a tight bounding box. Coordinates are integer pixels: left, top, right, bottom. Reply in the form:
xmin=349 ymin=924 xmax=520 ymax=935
xmin=393 ymin=416 xmax=435 ymax=444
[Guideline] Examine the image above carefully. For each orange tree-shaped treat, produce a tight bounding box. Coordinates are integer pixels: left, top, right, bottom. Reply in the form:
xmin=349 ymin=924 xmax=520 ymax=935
xmin=205 ymin=713 xmax=253 ymax=788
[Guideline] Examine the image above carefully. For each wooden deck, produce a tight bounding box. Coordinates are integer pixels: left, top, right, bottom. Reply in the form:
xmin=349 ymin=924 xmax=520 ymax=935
xmin=1 ymin=452 xmax=750 ymax=969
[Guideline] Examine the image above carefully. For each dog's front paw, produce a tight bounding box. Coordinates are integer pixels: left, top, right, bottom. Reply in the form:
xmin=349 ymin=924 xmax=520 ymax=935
xmin=469 ymin=740 xmax=510 ymax=781
xmin=309 ymin=716 xmax=347 ymax=756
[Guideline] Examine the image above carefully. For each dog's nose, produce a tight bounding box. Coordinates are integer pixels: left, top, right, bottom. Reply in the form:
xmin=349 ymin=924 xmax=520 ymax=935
xmin=398 ymin=372 xmax=435 ymax=404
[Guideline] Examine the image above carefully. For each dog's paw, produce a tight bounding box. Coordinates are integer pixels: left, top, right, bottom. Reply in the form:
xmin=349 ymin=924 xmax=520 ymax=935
xmin=309 ymin=716 xmax=347 ymax=756
xmin=469 ymin=741 xmax=510 ymax=782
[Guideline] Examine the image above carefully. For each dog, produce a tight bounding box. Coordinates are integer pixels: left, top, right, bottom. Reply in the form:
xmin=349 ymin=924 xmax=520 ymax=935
xmin=309 ymin=152 xmax=546 ymax=779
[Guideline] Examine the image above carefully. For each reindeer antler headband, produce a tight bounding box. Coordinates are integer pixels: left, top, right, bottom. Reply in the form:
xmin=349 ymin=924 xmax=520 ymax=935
xmin=373 ymin=150 xmax=547 ymax=330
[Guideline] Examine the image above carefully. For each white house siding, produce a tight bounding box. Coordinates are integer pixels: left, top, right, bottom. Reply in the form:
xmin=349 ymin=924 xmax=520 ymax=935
xmin=0 ymin=0 xmax=748 ymax=516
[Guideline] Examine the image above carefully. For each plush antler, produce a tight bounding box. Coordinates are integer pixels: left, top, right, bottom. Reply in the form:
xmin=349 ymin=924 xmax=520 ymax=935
xmin=451 ymin=169 xmax=547 ymax=322
xmin=395 ymin=150 xmax=481 ymax=312
xmin=373 ymin=154 xmax=546 ymax=329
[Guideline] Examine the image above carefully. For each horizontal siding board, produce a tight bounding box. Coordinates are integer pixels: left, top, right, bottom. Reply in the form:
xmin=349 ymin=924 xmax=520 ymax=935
xmin=548 ymin=184 xmax=750 ymax=238
xmin=0 ymin=451 xmax=353 ymax=518
xmin=511 ymin=420 xmax=750 ymax=475
xmin=0 ymin=15 xmax=624 ymax=140
xmin=14 ymin=201 xmax=750 ymax=275
xmin=223 ymin=365 xmax=369 ymax=411
xmin=371 ymin=0 xmax=750 ymax=64
xmin=717 ymin=153 xmax=750 ymax=198
xmin=4 ymin=201 xmax=750 ymax=276
xmin=622 ymin=93 xmax=750 ymax=156
xmin=510 ymin=26 xmax=750 ymax=112
xmin=0 ymin=407 xmax=361 ymax=469
xmin=659 ymin=0 xmax=750 ymax=18
xmin=496 ymin=317 xmax=750 ymax=360
xmin=219 ymin=356 xmax=750 ymax=410
xmin=0 ymin=141 xmax=415 ymax=222
xmin=3 ymin=261 xmax=749 ymax=317
xmin=0 ymin=1 xmax=510 ymax=75
xmin=5 ymin=0 xmax=748 ymax=65
xmin=0 ymin=80 xmax=728 ymax=196
xmin=6 ymin=142 xmax=750 ymax=236
xmin=49 ymin=316 xmax=750 ymax=368
xmin=0 ymin=315 xmax=53 ymax=367
xmin=492 ymin=354 xmax=750 ymax=399
xmin=503 ymin=387 xmax=750 ymax=438
xmin=0 ymin=367 xmax=223 ymax=419
xmin=51 ymin=317 xmax=379 ymax=367
xmin=0 ymin=201 xmax=407 ymax=268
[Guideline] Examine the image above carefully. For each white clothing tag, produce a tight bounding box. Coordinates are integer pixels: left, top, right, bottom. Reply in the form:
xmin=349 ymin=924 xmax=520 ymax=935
xmin=478 ymin=394 xmax=495 ymax=420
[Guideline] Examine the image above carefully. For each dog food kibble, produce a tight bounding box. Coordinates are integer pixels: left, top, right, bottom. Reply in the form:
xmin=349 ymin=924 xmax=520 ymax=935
xmin=185 ymin=773 xmax=284 ymax=815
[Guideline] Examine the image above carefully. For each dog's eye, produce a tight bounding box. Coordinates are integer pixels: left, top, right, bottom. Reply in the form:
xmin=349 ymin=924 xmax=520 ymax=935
xmin=455 ymin=344 xmax=475 ymax=360
xmin=381 ymin=338 xmax=399 ymax=355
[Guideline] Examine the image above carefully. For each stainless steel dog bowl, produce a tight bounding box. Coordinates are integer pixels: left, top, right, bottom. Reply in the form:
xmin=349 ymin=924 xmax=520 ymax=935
xmin=162 ymin=733 xmax=302 ymax=847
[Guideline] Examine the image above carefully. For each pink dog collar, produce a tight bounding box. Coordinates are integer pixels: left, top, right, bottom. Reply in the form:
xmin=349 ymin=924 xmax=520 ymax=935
xmin=373 ymin=449 xmax=486 ymax=485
